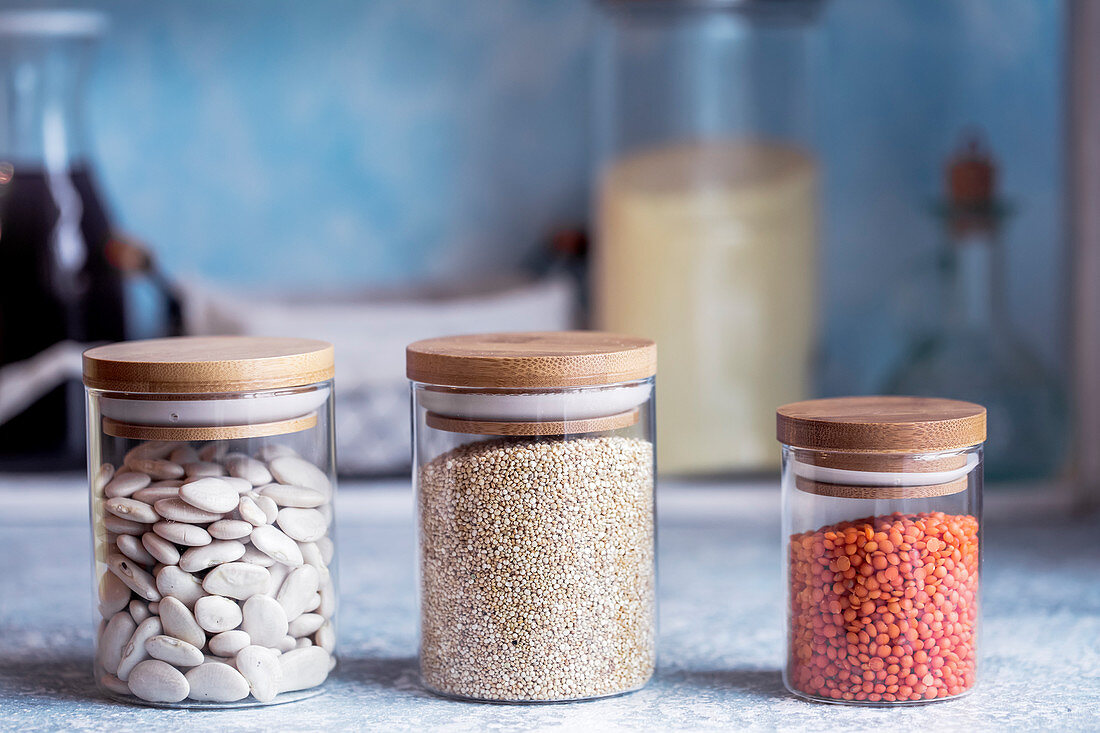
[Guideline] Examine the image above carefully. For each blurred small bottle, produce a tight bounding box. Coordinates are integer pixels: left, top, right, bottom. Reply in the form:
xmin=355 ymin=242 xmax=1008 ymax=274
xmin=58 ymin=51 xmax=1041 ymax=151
xmin=884 ymin=134 xmax=1066 ymax=482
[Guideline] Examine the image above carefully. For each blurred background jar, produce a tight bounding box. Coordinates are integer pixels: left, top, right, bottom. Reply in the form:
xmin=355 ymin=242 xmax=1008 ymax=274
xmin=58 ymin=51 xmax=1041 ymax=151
xmin=592 ymin=0 xmax=823 ymax=475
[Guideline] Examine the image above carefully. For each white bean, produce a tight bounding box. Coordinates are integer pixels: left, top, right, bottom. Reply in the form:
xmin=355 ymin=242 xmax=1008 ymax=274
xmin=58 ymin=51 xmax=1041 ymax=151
xmin=142 ymin=532 xmax=181 ymax=566
xmin=98 ymin=570 xmax=132 ymax=618
xmin=269 ymin=456 xmax=332 ymax=499
xmin=145 ymin=635 xmax=204 ymax=667
xmin=299 ymin=541 xmax=324 ymax=569
xmin=276 ymin=508 xmax=326 ymax=543
xmin=155 ymin=566 xmax=205 ymax=608
xmin=99 ymin=672 xmax=130 ymax=695
xmin=131 ymin=485 xmax=181 ymax=504
xmin=185 ymin=662 xmax=250 ymax=702
xmin=104 ymin=472 xmax=151 ymax=498
xmin=260 ymin=484 xmax=325 ymax=508
xmin=275 ymin=635 xmax=297 ymax=653
xmin=154 ymin=497 xmax=223 ymax=524
xmin=319 ymin=576 xmax=336 ymax=617
xmin=242 ymin=595 xmax=288 ymax=647
xmin=126 ymin=441 xmax=180 ymax=463
xmin=238 ymin=496 xmax=267 ymax=527
xmin=296 ymin=638 xmax=312 ymax=649
xmin=250 ymin=525 xmax=304 ymax=567
xmin=255 ymin=444 xmax=297 ymax=462
xmin=180 ymin=477 xmax=240 ymax=514
xmin=105 ymin=498 xmax=159 ymax=525
xmin=158 ymin=596 xmax=206 ymax=649
xmin=129 ymin=600 xmax=152 ymax=624
xmin=108 ymin=555 xmax=160 ymax=601
xmin=254 ymin=494 xmax=279 ymax=524
xmin=277 ymin=646 xmax=330 ymax=693
xmin=209 ymin=630 xmax=251 ymax=657
xmin=180 ymin=540 xmax=246 ymax=573
xmin=117 ymin=534 xmax=156 ymax=566
xmin=235 ymin=644 xmax=282 ymax=703
xmin=93 ymin=463 xmax=116 ymax=493
xmin=195 ymin=595 xmax=243 ymax=633
xmin=198 ymin=442 xmax=227 ymax=463
xmin=266 ymin=562 xmax=290 ymax=597
xmin=228 ymin=455 xmax=273 ymax=487
xmin=99 ymin=611 xmax=137 ymax=675
xmin=117 ymin=616 xmax=162 ymax=681
xmin=316 ymin=537 xmax=335 ymax=565
xmin=276 ymin=565 xmax=320 ymax=621
xmin=187 ymin=462 xmax=227 ymax=480
xmin=169 ymin=446 xmax=200 ymax=465
xmin=315 ymin=621 xmax=335 ymax=653
xmin=241 ymin=545 xmax=277 ymax=568
xmin=223 ymin=476 xmax=254 ymax=495
xmin=128 ymin=659 xmax=189 ymax=703
xmin=203 ymin=562 xmax=271 ymax=601
xmin=126 ymin=457 xmax=185 ymax=480
xmin=103 ymin=514 xmax=146 ymax=535
xmin=287 ymin=613 xmax=324 ymax=638
xmin=208 ymin=519 xmax=253 ymax=540
xmin=153 ymin=521 xmax=212 ymax=547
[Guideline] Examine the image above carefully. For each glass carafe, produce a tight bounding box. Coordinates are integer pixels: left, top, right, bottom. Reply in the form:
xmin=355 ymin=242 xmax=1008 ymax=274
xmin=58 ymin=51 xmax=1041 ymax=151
xmin=0 ymin=11 xmax=126 ymax=469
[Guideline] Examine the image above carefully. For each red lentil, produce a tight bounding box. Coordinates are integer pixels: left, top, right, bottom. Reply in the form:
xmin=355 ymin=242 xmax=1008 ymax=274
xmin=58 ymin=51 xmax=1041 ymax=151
xmin=787 ymin=511 xmax=979 ymax=703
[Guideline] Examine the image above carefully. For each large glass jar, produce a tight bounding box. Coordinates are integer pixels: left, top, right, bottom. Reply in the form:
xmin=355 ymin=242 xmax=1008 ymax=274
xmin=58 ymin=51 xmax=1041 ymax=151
xmin=407 ymin=331 xmax=657 ymax=702
xmin=593 ymin=0 xmax=822 ymax=475
xmin=777 ymin=396 xmax=985 ymax=705
xmin=84 ymin=337 xmax=338 ymax=707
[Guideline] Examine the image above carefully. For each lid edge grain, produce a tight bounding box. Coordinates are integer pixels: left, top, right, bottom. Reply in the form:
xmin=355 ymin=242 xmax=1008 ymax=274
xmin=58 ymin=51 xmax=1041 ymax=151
xmin=776 ymin=396 xmax=987 ymax=453
xmin=83 ymin=336 xmax=335 ymax=394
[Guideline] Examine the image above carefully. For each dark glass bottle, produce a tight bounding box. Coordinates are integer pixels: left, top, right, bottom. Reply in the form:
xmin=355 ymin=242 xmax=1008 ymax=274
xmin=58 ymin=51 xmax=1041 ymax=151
xmin=0 ymin=12 xmax=126 ymax=469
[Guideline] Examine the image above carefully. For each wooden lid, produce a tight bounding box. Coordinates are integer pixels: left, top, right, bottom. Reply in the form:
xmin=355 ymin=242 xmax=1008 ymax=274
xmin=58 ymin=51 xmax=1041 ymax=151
xmin=406 ymin=331 xmax=656 ymax=388
xmin=83 ymin=336 xmax=334 ymax=394
xmin=776 ymin=396 xmax=986 ymax=453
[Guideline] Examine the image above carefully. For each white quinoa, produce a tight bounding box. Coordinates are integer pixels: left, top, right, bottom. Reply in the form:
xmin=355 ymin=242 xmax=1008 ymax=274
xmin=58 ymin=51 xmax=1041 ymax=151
xmin=417 ymin=435 xmax=656 ymax=701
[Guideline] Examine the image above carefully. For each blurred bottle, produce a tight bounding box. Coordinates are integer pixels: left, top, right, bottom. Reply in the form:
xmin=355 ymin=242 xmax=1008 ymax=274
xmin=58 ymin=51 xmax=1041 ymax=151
xmin=0 ymin=11 xmax=126 ymax=470
xmin=884 ymin=134 xmax=1066 ymax=482
xmin=592 ymin=0 xmax=822 ymax=474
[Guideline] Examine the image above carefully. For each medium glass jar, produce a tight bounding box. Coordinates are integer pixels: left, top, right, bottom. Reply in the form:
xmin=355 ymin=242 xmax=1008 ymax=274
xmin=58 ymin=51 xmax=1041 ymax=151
xmin=407 ymin=331 xmax=657 ymax=702
xmin=777 ymin=396 xmax=985 ymax=705
xmin=84 ymin=337 xmax=338 ymax=707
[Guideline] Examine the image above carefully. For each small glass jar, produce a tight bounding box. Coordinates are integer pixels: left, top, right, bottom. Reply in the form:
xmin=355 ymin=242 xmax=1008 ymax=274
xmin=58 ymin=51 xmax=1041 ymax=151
xmin=407 ymin=331 xmax=657 ymax=703
xmin=84 ymin=336 xmax=338 ymax=707
xmin=777 ymin=396 xmax=986 ymax=705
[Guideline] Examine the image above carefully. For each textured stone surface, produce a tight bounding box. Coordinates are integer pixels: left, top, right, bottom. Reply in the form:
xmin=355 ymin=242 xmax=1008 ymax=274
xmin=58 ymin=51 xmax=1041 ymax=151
xmin=1 ymin=478 xmax=1098 ymax=731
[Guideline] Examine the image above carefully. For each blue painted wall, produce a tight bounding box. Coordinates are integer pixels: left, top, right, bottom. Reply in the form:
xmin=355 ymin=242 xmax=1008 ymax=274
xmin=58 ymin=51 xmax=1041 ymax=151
xmin=0 ymin=0 xmax=1068 ymax=390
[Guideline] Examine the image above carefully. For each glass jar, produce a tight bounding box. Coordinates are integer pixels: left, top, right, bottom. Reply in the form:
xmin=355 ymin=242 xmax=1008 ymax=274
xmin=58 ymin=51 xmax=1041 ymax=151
xmin=407 ymin=331 xmax=657 ymax=702
xmin=777 ymin=396 xmax=985 ymax=705
xmin=83 ymin=336 xmax=338 ymax=707
xmin=592 ymin=0 xmax=822 ymax=475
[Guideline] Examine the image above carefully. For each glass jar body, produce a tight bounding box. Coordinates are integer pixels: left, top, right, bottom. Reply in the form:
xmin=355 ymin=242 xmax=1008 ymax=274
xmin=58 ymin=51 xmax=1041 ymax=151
xmin=87 ymin=381 xmax=338 ymax=707
xmin=592 ymin=1 xmax=820 ymax=475
xmin=412 ymin=378 xmax=657 ymax=702
xmin=781 ymin=444 xmax=982 ymax=705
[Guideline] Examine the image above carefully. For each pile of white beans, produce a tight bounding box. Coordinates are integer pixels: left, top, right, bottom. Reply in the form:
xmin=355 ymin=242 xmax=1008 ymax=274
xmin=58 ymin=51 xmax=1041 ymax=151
xmin=93 ymin=440 xmax=337 ymax=705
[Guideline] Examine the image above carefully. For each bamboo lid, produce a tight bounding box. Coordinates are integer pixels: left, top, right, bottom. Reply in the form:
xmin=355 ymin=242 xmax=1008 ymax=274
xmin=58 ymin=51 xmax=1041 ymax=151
xmin=776 ymin=396 xmax=986 ymax=454
xmin=83 ymin=336 xmax=335 ymax=394
xmin=406 ymin=331 xmax=656 ymax=389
